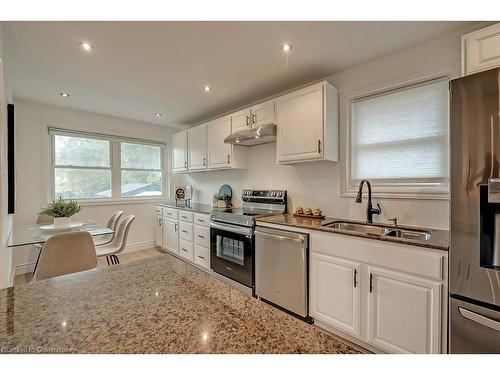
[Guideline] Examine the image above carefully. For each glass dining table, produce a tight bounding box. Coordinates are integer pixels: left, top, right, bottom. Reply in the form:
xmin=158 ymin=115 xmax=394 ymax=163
xmin=7 ymin=220 xmax=114 ymax=248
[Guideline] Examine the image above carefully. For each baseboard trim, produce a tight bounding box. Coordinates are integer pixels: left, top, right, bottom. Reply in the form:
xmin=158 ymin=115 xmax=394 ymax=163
xmin=13 ymin=240 xmax=156 ymax=276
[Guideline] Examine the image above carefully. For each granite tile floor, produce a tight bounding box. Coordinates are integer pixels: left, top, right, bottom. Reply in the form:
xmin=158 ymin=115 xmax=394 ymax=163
xmin=0 ymin=251 xmax=362 ymax=354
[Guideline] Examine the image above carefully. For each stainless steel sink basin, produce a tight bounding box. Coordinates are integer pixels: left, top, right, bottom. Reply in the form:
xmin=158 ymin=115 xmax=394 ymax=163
xmin=323 ymin=221 xmax=432 ymax=241
xmin=324 ymin=221 xmax=392 ymax=236
xmin=383 ymin=228 xmax=432 ymax=241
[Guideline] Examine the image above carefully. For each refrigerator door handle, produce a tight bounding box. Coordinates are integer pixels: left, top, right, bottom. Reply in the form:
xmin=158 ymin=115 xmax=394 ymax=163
xmin=458 ymin=307 xmax=500 ymax=332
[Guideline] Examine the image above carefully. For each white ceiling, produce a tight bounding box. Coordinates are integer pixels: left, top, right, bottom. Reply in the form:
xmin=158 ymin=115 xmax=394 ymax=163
xmin=3 ymin=21 xmax=475 ymax=128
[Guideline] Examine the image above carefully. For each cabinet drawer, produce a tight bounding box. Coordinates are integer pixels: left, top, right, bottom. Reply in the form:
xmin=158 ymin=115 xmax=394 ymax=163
xmin=194 ymin=225 xmax=210 ymax=247
xmin=194 ymin=245 xmax=210 ymax=269
xmin=179 ymin=210 xmax=194 ymax=223
xmin=194 ymin=213 xmax=210 ymax=226
xmin=154 ymin=206 xmax=163 ymax=215
xmin=179 ymin=221 xmax=193 ymax=242
xmin=163 ymin=207 xmax=178 ymax=219
xmin=179 ymin=239 xmax=194 ymax=261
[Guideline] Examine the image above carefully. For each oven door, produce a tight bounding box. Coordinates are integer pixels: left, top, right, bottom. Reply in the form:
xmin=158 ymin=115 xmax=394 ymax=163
xmin=210 ymin=221 xmax=254 ymax=288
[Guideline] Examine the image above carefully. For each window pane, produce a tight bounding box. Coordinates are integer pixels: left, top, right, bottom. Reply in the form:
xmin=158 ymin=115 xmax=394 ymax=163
xmin=121 ymin=143 xmax=161 ymax=169
xmin=352 ymin=80 xmax=449 ymax=183
xmin=55 ymin=135 xmax=110 ymax=167
xmin=55 ymin=168 xmax=111 ymax=199
xmin=121 ymin=170 xmax=162 ymax=197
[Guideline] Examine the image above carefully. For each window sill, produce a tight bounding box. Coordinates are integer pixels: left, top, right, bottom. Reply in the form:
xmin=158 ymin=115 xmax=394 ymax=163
xmin=48 ymin=197 xmax=169 ymax=207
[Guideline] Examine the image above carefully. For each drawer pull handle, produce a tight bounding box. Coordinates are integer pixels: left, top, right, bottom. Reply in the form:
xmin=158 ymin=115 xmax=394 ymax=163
xmin=182 ymin=230 xmax=188 ymax=233
xmin=182 ymin=248 xmax=188 ymax=252
xmin=197 ymin=235 xmax=205 ymax=239
xmin=354 ymin=269 xmax=358 ymax=288
xmin=369 ymin=273 xmax=373 ymax=293
xmin=198 ymin=255 xmax=205 ymax=260
xmin=197 ymin=219 xmax=204 ymax=222
xmin=225 ymin=266 xmax=232 ymax=271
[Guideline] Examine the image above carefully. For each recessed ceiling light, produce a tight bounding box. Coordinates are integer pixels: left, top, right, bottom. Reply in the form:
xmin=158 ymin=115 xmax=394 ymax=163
xmin=59 ymin=92 xmax=70 ymax=97
xmin=79 ymin=41 xmax=93 ymax=52
xmin=154 ymin=113 xmax=162 ymax=117
xmin=281 ymin=43 xmax=292 ymax=52
xmin=202 ymin=85 xmax=211 ymax=92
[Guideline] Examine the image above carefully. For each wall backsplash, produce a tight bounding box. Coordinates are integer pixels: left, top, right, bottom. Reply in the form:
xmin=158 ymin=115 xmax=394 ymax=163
xmin=172 ymin=142 xmax=449 ymax=229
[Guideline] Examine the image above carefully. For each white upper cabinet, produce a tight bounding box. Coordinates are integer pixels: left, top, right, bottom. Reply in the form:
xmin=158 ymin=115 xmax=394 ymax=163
xmin=462 ymin=23 xmax=500 ymax=76
xmin=231 ymin=99 xmax=276 ymax=133
xmin=187 ymin=124 xmax=207 ymax=171
xmin=172 ymin=130 xmax=188 ymax=173
xmin=231 ymin=108 xmax=252 ymax=132
xmin=251 ymin=99 xmax=276 ymax=127
xmin=207 ymin=116 xmax=233 ymax=169
xmin=276 ymin=81 xmax=338 ymax=164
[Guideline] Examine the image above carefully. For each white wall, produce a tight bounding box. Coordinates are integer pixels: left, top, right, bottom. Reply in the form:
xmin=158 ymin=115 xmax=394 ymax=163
xmin=172 ymin=28 xmax=467 ymax=230
xmin=11 ymin=100 xmax=176 ymax=275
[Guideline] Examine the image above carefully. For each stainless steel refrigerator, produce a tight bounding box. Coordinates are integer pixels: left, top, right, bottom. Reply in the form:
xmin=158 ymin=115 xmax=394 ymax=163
xmin=450 ymin=68 xmax=500 ymax=353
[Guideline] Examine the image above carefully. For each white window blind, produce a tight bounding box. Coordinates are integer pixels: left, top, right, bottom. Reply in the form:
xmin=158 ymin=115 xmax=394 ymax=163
xmin=350 ymin=78 xmax=449 ymax=194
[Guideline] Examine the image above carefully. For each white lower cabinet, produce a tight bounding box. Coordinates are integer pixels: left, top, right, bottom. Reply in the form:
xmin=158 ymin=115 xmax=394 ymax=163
xmin=179 ymin=239 xmax=194 ymax=261
xmin=366 ymin=266 xmax=441 ymax=354
xmin=310 ymin=253 xmax=361 ymax=338
xmin=154 ymin=214 xmax=162 ymax=248
xmin=309 ymin=230 xmax=447 ymax=354
xmin=162 ymin=218 xmax=179 ymax=255
xmin=194 ymin=244 xmax=210 ymax=268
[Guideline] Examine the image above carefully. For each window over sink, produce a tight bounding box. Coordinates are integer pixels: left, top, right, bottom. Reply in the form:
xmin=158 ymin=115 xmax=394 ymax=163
xmin=49 ymin=128 xmax=166 ymax=202
xmin=343 ymin=77 xmax=449 ymax=199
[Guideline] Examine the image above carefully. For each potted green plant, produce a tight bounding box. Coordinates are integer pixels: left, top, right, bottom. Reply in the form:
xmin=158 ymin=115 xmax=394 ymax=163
xmin=40 ymin=198 xmax=82 ymax=228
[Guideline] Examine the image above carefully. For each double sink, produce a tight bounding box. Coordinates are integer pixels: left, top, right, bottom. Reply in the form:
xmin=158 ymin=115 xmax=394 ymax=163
xmin=323 ymin=221 xmax=432 ymax=241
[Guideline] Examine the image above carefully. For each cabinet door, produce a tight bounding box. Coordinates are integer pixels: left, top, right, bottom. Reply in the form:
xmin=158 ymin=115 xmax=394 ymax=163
xmin=366 ymin=266 xmax=442 ymax=353
xmin=251 ymin=99 xmax=275 ymax=127
xmin=231 ymin=108 xmax=251 ymax=132
xmin=277 ymin=83 xmax=324 ymax=163
xmin=463 ymin=23 xmax=500 ymax=75
xmin=162 ymin=219 xmax=179 ymax=254
xmin=310 ymin=253 xmax=361 ymax=337
xmin=207 ymin=116 xmax=232 ymax=169
xmin=187 ymin=124 xmax=207 ymax=170
xmin=154 ymin=215 xmax=162 ymax=248
xmin=172 ymin=131 xmax=187 ymax=172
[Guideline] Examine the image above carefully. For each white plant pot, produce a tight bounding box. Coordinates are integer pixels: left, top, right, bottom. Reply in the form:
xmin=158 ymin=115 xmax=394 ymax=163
xmin=53 ymin=217 xmax=72 ymax=228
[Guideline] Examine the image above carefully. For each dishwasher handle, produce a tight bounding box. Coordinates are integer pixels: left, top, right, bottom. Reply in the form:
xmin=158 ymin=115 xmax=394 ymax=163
xmin=255 ymin=228 xmax=306 ymax=244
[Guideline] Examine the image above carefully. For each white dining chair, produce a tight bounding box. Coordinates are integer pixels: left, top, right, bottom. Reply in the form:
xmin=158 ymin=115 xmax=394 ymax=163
xmin=32 ymin=231 xmax=98 ymax=281
xmin=96 ymin=215 xmax=135 ymax=265
xmin=93 ymin=210 xmax=124 ymax=247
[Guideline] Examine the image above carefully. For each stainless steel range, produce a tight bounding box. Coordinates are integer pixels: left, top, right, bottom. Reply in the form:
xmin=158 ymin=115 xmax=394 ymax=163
xmin=210 ymin=189 xmax=287 ymax=288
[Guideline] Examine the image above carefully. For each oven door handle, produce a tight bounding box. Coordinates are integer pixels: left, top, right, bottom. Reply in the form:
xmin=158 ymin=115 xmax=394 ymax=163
xmin=210 ymin=221 xmax=253 ymax=236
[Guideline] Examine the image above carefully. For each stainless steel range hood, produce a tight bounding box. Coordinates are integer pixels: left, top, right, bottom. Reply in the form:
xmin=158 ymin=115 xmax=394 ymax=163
xmin=224 ymin=123 xmax=277 ymax=146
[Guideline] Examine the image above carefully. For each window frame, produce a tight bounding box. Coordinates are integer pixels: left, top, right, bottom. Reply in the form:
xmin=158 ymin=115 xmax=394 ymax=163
xmin=49 ymin=128 xmax=167 ymax=204
xmin=340 ymin=75 xmax=450 ymax=200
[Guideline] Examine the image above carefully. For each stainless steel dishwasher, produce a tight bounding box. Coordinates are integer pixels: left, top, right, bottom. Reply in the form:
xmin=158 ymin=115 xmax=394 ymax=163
xmin=255 ymin=226 xmax=312 ymax=322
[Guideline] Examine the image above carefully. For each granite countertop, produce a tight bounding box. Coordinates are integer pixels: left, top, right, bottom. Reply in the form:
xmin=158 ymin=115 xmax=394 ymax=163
xmin=256 ymin=214 xmax=449 ymax=251
xmin=155 ymin=201 xmax=212 ymax=214
xmin=0 ymin=254 xmax=361 ymax=354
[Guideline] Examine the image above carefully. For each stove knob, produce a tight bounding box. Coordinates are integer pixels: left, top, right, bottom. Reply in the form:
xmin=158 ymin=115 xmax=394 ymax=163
xmin=271 ymin=192 xmax=276 ymax=197
xmin=278 ymin=192 xmax=283 ymax=197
